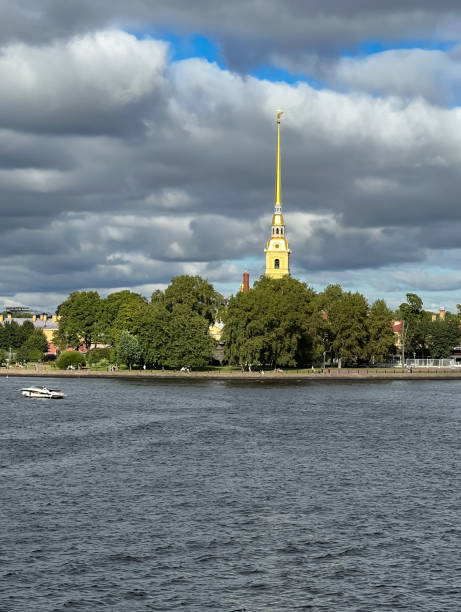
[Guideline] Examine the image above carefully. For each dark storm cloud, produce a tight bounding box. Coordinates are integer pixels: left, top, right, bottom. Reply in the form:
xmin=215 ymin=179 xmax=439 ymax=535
xmin=2 ymin=1 xmax=461 ymax=64
xmin=2 ymin=17 xmax=461 ymax=309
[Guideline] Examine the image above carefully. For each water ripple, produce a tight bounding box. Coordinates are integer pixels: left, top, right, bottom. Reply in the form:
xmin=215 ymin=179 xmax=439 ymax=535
xmin=1 ymin=377 xmax=461 ymax=610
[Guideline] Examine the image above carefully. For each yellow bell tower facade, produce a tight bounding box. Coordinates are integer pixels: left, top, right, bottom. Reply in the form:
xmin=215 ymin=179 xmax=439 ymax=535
xmin=265 ymin=110 xmax=291 ymax=278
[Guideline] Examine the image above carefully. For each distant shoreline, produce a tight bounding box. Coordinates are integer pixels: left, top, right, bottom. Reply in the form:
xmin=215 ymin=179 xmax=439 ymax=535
xmin=2 ymin=367 xmax=461 ymax=382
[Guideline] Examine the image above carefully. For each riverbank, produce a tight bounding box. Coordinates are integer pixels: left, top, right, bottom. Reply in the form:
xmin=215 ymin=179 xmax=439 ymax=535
xmin=2 ymin=367 xmax=461 ymax=381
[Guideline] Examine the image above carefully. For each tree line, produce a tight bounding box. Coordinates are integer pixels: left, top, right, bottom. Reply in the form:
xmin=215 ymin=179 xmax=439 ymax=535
xmin=0 ymin=320 xmax=48 ymax=363
xmin=396 ymin=293 xmax=461 ymax=360
xmin=54 ymin=276 xmax=223 ymax=369
xmin=50 ymin=274 xmax=461 ymax=370
xmin=224 ymin=276 xmax=395 ymax=368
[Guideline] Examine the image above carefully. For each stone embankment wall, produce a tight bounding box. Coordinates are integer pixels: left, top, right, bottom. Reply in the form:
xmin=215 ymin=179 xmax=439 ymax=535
xmin=2 ymin=367 xmax=461 ymax=381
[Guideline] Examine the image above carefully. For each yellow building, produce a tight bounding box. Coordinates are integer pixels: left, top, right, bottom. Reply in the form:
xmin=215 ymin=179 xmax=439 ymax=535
xmin=208 ymin=320 xmax=224 ymax=342
xmin=265 ymin=110 xmax=291 ymax=278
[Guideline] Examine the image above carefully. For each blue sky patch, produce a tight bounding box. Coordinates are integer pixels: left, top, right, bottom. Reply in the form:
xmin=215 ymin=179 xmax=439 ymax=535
xmin=249 ymin=65 xmax=322 ymax=89
xmin=127 ymin=29 xmax=225 ymax=67
xmin=341 ymin=38 xmax=455 ymax=57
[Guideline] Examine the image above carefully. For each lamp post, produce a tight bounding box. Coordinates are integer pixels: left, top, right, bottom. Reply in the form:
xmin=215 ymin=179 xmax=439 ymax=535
xmin=323 ymin=351 xmax=326 ymax=369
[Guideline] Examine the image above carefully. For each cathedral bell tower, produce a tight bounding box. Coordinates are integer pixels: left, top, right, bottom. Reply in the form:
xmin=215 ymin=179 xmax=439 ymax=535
xmin=264 ymin=110 xmax=291 ymax=278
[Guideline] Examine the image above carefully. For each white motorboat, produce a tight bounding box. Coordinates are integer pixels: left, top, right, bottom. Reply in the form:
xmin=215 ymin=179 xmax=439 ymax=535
xmin=21 ymin=386 xmax=65 ymax=399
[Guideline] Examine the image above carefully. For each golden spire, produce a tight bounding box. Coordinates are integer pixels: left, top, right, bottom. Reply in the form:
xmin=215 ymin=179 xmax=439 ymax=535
xmin=275 ymin=110 xmax=283 ymax=206
xmin=265 ymin=109 xmax=291 ymax=279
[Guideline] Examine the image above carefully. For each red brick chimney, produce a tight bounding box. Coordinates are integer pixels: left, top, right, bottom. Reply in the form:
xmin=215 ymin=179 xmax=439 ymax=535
xmin=242 ymin=271 xmax=250 ymax=292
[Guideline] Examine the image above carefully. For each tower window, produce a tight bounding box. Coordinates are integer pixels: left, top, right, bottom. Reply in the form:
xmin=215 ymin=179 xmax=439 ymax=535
xmin=281 ymin=228 xmax=284 ymax=235
xmin=276 ymin=228 xmax=279 ymax=235
xmin=274 ymin=259 xmax=280 ymax=269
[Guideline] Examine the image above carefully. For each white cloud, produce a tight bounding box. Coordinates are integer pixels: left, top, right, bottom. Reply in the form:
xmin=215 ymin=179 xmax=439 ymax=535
xmin=3 ymin=29 xmax=461 ymax=310
xmin=324 ymin=47 xmax=461 ymax=105
xmin=145 ymin=188 xmax=197 ymax=209
xmin=0 ymin=168 xmax=73 ymax=192
xmin=0 ymin=30 xmax=168 ymax=132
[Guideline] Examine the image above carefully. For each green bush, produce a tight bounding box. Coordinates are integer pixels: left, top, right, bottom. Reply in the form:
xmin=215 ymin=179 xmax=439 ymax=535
xmin=56 ymin=350 xmax=86 ymax=369
xmin=86 ymin=347 xmax=111 ymax=365
xmin=28 ymin=348 xmax=44 ymax=363
xmin=16 ymin=346 xmax=44 ymax=363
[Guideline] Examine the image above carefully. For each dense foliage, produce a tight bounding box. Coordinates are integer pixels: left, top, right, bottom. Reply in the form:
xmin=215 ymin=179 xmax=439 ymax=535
xmin=366 ymin=299 xmax=396 ymax=362
xmin=86 ymin=347 xmax=111 ymax=365
xmin=0 ymin=320 xmax=48 ymax=362
xmin=426 ymin=316 xmax=461 ymax=358
xmin=55 ymin=291 xmax=101 ymax=350
xmin=116 ymin=331 xmax=142 ymax=369
xmin=55 ymin=350 xmax=86 ymax=369
xmin=52 ymin=275 xmax=461 ymax=369
xmin=224 ymin=276 xmax=315 ymax=368
xmin=54 ymin=275 xmax=221 ymax=369
xmin=308 ymin=285 xmax=370 ymax=367
xmin=397 ymin=293 xmax=461 ymax=359
xmin=162 ymin=275 xmax=224 ymax=323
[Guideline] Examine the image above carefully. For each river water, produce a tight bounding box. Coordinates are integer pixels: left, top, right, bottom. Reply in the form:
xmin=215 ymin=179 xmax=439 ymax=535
xmin=1 ymin=376 xmax=461 ymax=611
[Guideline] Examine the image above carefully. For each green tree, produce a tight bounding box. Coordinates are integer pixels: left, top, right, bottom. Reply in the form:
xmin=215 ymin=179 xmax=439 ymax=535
xmin=163 ymin=275 xmax=224 ymax=324
xmin=223 ymin=276 xmax=315 ymax=369
xmin=309 ymin=284 xmax=343 ymax=365
xmin=116 ymin=331 xmax=142 ymax=370
xmin=329 ymin=291 xmax=369 ymax=367
xmin=366 ymin=299 xmax=396 ymax=363
xmin=18 ymin=320 xmax=35 ymax=346
xmin=110 ymin=296 xmax=149 ymax=344
xmin=23 ymin=329 xmax=49 ymax=354
xmin=55 ymin=291 xmax=102 ymax=350
xmin=150 ymin=289 xmax=165 ymax=304
xmin=132 ymin=275 xmax=224 ymax=369
xmin=136 ymin=302 xmax=215 ymax=369
xmin=163 ymin=309 xmax=215 ymax=369
xmin=396 ymin=293 xmax=428 ymax=358
xmin=310 ymin=285 xmax=369 ymax=367
xmin=426 ymin=314 xmax=461 ymax=358
xmin=16 ymin=346 xmax=43 ymax=363
xmin=98 ymin=291 xmax=148 ymax=345
xmin=15 ymin=346 xmax=30 ymax=363
xmin=0 ymin=321 xmax=23 ymax=349
xmin=136 ymin=303 xmax=170 ymax=367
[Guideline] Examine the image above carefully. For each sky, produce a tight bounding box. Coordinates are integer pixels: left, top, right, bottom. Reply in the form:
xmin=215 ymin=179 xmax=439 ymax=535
xmin=3 ymin=1 xmax=461 ymax=313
